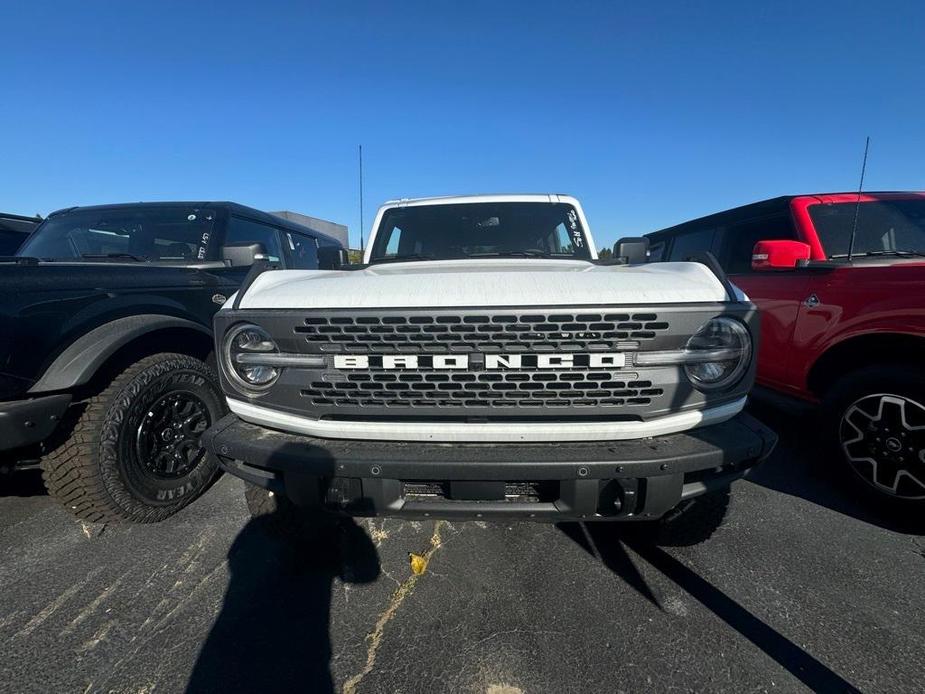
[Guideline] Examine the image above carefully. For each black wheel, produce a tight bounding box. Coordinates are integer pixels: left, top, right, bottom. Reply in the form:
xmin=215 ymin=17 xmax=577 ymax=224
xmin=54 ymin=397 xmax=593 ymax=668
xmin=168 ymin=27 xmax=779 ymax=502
xmin=824 ymin=366 xmax=925 ymax=504
xmin=41 ymin=353 xmax=225 ymax=523
xmin=630 ymin=489 xmax=731 ymax=546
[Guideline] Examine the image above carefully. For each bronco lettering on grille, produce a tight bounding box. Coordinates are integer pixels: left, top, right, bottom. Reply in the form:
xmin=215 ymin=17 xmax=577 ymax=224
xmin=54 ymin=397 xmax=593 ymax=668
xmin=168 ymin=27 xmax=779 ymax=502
xmin=332 ymin=353 xmax=626 ymax=370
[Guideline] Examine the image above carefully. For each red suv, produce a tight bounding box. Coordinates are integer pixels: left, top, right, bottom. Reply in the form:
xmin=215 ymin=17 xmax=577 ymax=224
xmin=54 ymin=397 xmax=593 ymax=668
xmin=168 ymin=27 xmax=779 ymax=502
xmin=647 ymin=192 xmax=925 ymax=505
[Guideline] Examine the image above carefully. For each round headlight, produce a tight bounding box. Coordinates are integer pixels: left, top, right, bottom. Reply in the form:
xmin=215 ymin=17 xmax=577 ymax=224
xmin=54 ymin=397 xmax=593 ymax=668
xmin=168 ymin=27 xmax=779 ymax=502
xmin=223 ymin=323 xmax=280 ymax=393
xmin=684 ymin=317 xmax=751 ymax=391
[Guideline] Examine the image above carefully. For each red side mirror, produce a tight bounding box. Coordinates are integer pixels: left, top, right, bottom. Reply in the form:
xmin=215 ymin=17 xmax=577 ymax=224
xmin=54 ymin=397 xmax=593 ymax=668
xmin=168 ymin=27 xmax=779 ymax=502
xmin=752 ymin=240 xmax=811 ymax=271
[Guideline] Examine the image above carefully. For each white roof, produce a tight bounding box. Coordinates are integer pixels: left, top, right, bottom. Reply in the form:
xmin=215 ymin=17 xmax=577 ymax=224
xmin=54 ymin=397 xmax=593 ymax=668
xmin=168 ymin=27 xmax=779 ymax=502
xmin=381 ymin=193 xmax=577 ymax=207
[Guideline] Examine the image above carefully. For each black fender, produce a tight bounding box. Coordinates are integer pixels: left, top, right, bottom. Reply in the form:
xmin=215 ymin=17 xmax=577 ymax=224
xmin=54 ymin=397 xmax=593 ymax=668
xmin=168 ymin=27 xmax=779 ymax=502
xmin=28 ymin=314 xmax=212 ymax=394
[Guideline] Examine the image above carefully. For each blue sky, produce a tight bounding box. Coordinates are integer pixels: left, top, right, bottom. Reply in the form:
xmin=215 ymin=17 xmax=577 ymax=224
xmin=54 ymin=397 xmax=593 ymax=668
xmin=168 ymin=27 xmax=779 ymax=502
xmin=2 ymin=1 xmax=923 ymax=248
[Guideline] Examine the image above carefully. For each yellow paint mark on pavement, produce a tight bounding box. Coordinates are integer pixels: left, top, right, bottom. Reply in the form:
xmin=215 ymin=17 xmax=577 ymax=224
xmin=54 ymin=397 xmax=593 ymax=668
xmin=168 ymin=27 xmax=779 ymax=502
xmin=409 ymin=552 xmax=428 ymax=575
xmin=342 ymin=521 xmax=446 ymax=694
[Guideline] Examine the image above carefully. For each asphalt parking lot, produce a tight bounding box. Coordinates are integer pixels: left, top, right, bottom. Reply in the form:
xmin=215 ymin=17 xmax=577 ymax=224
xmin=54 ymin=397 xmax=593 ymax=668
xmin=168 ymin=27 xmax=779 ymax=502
xmin=2 ymin=407 xmax=924 ymax=694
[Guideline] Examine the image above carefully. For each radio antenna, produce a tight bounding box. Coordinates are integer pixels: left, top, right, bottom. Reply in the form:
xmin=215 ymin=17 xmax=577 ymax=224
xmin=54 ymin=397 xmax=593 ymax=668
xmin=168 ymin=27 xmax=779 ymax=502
xmin=846 ymin=136 xmax=870 ymax=262
xmin=358 ymin=144 xmax=365 ymax=251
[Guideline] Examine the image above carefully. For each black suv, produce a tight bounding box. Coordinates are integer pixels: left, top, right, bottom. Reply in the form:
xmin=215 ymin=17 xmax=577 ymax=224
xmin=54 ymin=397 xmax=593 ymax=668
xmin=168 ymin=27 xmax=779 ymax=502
xmin=1 ymin=201 xmax=345 ymax=522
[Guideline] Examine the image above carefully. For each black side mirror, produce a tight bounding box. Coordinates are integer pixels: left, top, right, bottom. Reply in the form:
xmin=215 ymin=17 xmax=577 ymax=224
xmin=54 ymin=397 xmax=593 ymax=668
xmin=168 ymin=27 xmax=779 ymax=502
xmin=318 ymin=246 xmax=349 ymax=270
xmin=612 ymin=237 xmax=649 ymax=264
xmin=222 ymin=242 xmax=267 ymax=268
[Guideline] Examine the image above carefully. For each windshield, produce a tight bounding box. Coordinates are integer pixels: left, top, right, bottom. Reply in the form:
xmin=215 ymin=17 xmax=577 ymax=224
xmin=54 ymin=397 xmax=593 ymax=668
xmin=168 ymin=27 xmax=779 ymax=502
xmin=368 ymin=202 xmax=592 ymax=263
xmin=18 ymin=206 xmax=218 ymax=262
xmin=809 ymin=199 xmax=925 ymax=258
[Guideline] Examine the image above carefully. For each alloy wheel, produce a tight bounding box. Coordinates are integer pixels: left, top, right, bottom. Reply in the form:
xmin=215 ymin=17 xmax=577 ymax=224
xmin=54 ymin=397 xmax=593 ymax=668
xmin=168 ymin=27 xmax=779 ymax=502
xmin=840 ymin=393 xmax=925 ymax=499
xmin=135 ymin=391 xmax=211 ymax=479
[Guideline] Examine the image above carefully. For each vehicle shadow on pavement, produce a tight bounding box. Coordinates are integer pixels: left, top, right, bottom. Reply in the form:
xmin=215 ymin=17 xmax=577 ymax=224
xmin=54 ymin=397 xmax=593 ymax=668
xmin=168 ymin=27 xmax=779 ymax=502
xmin=0 ymin=468 xmax=47 ymax=497
xmin=186 ymin=510 xmax=381 ymax=694
xmin=558 ymin=522 xmax=862 ymax=693
xmin=745 ymin=404 xmax=925 ymax=535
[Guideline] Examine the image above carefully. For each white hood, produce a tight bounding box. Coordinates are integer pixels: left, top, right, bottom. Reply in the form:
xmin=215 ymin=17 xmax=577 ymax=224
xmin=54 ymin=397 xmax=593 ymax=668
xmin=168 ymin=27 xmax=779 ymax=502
xmin=232 ymin=259 xmax=729 ymax=310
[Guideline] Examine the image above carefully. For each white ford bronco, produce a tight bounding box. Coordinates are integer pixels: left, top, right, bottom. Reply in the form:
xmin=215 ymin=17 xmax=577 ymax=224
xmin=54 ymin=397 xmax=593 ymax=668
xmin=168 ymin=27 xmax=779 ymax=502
xmin=203 ymin=194 xmax=775 ymax=543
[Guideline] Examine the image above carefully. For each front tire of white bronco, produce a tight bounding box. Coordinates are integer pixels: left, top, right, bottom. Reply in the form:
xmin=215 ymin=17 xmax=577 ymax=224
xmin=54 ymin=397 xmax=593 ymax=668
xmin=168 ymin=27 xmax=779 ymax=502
xmin=41 ymin=353 xmax=224 ymax=523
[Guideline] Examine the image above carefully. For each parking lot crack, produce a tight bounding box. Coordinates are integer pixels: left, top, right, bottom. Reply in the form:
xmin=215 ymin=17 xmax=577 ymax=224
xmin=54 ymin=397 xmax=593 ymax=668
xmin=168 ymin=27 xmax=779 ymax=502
xmin=341 ymin=520 xmax=446 ymax=694
xmin=911 ymin=537 xmax=925 ymax=560
xmin=60 ymin=572 xmax=126 ymax=635
xmin=15 ymin=569 xmax=101 ymax=638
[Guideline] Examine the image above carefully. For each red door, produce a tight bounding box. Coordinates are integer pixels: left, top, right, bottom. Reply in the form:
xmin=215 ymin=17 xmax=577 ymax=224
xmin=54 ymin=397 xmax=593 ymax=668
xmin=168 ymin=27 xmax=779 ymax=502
xmin=728 ymin=272 xmax=813 ymax=395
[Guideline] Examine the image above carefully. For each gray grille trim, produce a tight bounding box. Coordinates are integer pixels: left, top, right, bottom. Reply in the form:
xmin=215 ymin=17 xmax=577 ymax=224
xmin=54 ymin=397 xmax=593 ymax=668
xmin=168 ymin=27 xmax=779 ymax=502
xmin=214 ymin=303 xmax=759 ymax=424
xmin=294 ymin=310 xmax=670 ymax=354
xmin=301 ymin=369 xmax=663 ymax=410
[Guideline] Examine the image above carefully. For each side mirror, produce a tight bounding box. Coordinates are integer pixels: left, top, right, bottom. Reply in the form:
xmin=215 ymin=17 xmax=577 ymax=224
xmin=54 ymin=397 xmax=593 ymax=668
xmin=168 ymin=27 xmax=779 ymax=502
xmin=222 ymin=242 xmax=267 ymax=268
xmin=318 ymin=246 xmax=349 ymax=270
xmin=612 ymin=237 xmax=650 ymax=264
xmin=751 ymin=240 xmax=811 ymax=271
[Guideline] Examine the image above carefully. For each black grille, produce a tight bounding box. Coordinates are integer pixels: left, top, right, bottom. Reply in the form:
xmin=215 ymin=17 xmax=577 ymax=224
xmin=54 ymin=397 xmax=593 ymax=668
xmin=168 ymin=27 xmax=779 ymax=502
xmin=402 ymin=481 xmax=557 ymax=503
xmin=294 ymin=312 xmax=670 ymax=354
xmin=301 ymin=370 xmax=664 ymax=409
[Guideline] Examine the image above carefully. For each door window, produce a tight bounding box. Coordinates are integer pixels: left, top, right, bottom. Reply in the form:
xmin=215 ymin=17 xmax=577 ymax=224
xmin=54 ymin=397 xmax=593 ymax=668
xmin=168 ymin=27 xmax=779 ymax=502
xmin=667 ymin=228 xmax=716 ymax=261
xmin=225 ymin=217 xmax=283 ymax=263
xmin=648 ymin=240 xmax=666 ymax=261
xmin=721 ymin=216 xmax=797 ymax=274
xmin=286 ymin=232 xmax=319 ymax=269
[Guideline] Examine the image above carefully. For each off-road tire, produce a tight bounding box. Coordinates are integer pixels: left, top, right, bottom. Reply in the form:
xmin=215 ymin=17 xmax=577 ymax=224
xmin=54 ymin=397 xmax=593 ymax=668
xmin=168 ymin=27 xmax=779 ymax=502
xmin=41 ymin=353 xmax=224 ymax=523
xmin=633 ymin=489 xmax=731 ymax=546
xmin=822 ymin=365 xmax=925 ymax=506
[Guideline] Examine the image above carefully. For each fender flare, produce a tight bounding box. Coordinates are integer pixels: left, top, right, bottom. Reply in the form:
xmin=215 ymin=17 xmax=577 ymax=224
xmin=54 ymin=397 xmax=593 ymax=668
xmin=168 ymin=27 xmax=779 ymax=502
xmin=29 ymin=314 xmax=212 ymax=394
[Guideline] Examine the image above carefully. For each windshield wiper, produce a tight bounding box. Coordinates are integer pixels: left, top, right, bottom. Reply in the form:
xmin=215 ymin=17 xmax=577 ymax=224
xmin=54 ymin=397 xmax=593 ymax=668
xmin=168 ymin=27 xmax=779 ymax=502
xmin=831 ymin=249 xmax=925 ymax=259
xmin=464 ymin=250 xmax=551 ymax=258
xmin=80 ymin=253 xmax=149 ymax=262
xmin=369 ymin=254 xmax=435 ymax=264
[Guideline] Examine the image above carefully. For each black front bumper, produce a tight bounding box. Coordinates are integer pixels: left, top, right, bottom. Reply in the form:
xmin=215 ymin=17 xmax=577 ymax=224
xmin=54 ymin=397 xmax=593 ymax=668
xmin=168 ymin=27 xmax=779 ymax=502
xmin=203 ymin=412 xmax=777 ymax=521
xmin=0 ymin=394 xmax=71 ymax=452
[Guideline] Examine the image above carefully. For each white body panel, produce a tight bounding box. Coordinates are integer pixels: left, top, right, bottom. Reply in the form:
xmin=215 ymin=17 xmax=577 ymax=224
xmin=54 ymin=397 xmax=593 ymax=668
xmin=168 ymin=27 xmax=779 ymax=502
xmin=221 ymin=193 xmax=742 ymax=443
xmin=228 ymin=397 xmax=746 ymax=443
xmin=233 ymin=258 xmax=728 ymax=309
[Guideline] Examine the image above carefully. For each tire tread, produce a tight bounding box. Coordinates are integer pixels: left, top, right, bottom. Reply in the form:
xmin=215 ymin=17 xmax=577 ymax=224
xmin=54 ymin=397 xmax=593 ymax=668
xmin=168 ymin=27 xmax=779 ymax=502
xmin=41 ymin=353 xmax=220 ymax=523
